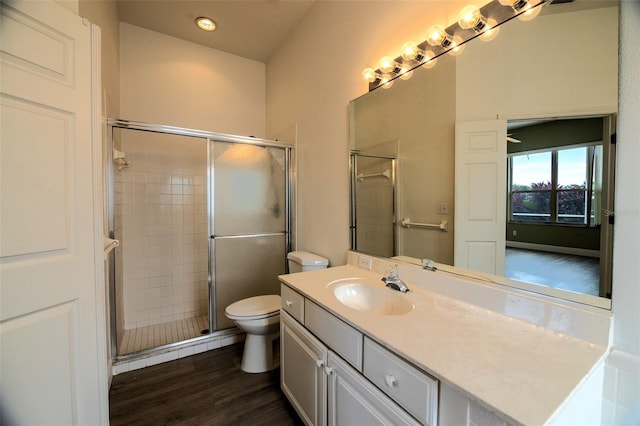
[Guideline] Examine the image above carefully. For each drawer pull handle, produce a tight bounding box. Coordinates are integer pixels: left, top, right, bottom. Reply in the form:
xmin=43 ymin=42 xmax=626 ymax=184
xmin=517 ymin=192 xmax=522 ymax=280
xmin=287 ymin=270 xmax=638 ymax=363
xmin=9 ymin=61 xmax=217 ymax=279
xmin=324 ymin=366 xmax=334 ymax=376
xmin=316 ymin=359 xmax=324 ymax=368
xmin=285 ymin=300 xmax=293 ymax=307
xmin=384 ymin=374 xmax=398 ymax=387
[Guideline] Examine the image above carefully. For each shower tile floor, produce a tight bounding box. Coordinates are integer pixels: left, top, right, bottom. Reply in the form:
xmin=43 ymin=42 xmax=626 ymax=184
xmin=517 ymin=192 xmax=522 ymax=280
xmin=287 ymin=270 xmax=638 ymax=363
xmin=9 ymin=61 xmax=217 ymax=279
xmin=119 ymin=315 xmax=209 ymax=355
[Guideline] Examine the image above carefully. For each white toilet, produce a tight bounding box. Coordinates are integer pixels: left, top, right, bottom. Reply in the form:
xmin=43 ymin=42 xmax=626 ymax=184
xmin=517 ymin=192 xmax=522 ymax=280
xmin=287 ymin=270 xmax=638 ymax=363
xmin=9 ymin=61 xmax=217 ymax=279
xmin=225 ymin=251 xmax=329 ymax=373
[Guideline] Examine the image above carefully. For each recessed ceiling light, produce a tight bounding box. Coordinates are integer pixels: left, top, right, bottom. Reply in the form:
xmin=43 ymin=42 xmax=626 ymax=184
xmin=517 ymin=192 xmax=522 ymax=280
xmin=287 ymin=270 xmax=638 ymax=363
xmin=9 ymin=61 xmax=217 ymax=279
xmin=195 ymin=17 xmax=217 ymax=32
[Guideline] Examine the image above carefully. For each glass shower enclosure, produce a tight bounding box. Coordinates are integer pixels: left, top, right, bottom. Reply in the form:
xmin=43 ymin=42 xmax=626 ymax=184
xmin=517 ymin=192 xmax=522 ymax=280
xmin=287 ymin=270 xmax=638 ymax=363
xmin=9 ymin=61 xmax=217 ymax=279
xmin=107 ymin=120 xmax=294 ymax=359
xmin=350 ymin=153 xmax=396 ymax=257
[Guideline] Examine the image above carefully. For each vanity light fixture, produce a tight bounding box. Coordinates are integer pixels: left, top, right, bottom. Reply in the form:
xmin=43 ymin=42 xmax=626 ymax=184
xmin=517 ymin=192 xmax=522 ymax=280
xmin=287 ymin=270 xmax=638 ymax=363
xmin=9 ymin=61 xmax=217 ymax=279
xmin=448 ymin=38 xmax=466 ymax=56
xmin=517 ymin=3 xmax=543 ymax=20
xmin=362 ymin=67 xmax=381 ymax=84
xmin=458 ymin=4 xmax=500 ymax=41
xmin=399 ymin=64 xmax=414 ymax=80
xmin=478 ymin=19 xmax=500 ymax=41
xmin=401 ymin=42 xmax=426 ymax=62
xmin=458 ymin=5 xmax=488 ymax=31
xmin=499 ymin=0 xmax=544 ymax=20
xmin=361 ymin=0 xmax=549 ymax=91
xmin=427 ymin=25 xmax=453 ymax=48
xmin=379 ymin=56 xmax=402 ymax=74
xmin=195 ymin=17 xmax=217 ymax=32
xmin=498 ymin=0 xmax=529 ymax=11
xmin=422 ymin=52 xmax=438 ymax=69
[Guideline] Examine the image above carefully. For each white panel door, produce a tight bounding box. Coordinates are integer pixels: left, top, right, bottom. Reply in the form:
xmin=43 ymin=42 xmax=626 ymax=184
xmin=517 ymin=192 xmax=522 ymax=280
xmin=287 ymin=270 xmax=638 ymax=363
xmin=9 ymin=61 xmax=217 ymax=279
xmin=0 ymin=1 xmax=106 ymax=424
xmin=454 ymin=120 xmax=507 ymax=275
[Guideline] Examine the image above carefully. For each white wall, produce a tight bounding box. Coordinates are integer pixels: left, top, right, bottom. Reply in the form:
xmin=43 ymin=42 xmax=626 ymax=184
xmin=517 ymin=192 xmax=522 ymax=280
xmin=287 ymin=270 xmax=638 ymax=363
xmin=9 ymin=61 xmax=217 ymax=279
xmin=613 ymin=0 xmax=640 ymax=360
xmin=456 ymin=6 xmax=618 ymax=121
xmin=79 ymin=0 xmax=120 ymax=118
xmin=120 ymin=23 xmax=265 ymax=137
xmin=603 ymin=2 xmax=640 ymax=422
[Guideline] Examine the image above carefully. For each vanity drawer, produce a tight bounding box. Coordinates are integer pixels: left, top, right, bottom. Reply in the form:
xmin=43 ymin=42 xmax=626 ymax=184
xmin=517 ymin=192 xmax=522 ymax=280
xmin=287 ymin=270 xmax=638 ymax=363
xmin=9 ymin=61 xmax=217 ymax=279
xmin=363 ymin=337 xmax=438 ymax=426
xmin=281 ymin=284 xmax=304 ymax=323
xmin=305 ymin=300 xmax=363 ymax=371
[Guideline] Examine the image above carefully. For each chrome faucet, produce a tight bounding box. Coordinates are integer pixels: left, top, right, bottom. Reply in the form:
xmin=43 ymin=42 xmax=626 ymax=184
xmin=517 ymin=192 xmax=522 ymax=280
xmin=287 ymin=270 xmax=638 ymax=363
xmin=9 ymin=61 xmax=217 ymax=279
xmin=381 ymin=265 xmax=410 ymax=293
xmin=421 ymin=258 xmax=437 ymax=271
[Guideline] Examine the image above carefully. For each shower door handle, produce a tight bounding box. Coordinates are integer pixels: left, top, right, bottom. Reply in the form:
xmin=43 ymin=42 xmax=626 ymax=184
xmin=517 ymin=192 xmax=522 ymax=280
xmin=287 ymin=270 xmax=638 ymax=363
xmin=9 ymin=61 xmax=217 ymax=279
xmin=103 ymin=237 xmax=120 ymax=255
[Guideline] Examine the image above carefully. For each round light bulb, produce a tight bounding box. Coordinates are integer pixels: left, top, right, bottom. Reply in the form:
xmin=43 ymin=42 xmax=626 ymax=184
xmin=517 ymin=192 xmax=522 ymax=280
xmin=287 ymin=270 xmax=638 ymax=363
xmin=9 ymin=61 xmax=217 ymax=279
xmin=422 ymin=52 xmax=438 ymax=69
xmin=458 ymin=5 xmax=486 ymax=31
xmin=448 ymin=37 xmax=465 ymax=56
xmin=427 ymin=25 xmax=452 ymax=48
xmin=401 ymin=42 xmax=418 ymax=61
xmin=195 ymin=17 xmax=217 ymax=32
xmin=479 ymin=19 xmax=500 ymax=41
xmin=379 ymin=56 xmax=399 ymax=74
xmin=399 ymin=64 xmax=413 ymax=80
xmin=400 ymin=70 xmax=413 ymax=81
xmin=362 ymin=67 xmax=379 ymax=83
xmin=381 ymin=75 xmax=394 ymax=89
xmin=499 ymin=0 xmax=529 ymax=11
xmin=518 ymin=3 xmax=543 ymax=21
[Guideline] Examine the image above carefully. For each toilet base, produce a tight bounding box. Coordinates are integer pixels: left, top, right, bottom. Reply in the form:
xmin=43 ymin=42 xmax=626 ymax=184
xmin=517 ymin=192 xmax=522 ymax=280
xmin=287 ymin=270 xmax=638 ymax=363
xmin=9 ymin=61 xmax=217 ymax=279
xmin=241 ymin=331 xmax=280 ymax=373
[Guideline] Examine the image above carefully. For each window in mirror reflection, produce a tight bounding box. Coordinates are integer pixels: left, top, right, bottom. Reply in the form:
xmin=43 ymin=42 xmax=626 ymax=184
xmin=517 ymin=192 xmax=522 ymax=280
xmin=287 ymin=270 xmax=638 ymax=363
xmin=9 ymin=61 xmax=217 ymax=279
xmin=510 ymin=152 xmax=551 ymax=223
xmin=509 ymin=145 xmax=602 ymax=226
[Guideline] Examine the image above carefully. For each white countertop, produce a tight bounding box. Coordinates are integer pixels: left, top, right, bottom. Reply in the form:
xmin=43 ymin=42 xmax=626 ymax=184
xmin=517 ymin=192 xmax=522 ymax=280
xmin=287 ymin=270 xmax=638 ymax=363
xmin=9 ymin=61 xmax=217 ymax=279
xmin=279 ymin=264 xmax=608 ymax=425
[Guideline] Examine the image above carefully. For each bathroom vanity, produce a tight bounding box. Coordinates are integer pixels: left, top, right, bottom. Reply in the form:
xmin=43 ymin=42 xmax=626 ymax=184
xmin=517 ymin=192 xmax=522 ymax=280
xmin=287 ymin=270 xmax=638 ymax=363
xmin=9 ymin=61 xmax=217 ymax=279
xmin=281 ymin=283 xmax=436 ymax=425
xmin=279 ymin=252 xmax=611 ymax=425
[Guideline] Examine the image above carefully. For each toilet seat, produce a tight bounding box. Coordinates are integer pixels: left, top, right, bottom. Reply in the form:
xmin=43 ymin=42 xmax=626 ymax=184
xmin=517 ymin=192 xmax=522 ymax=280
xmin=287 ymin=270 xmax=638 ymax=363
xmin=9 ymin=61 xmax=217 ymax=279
xmin=225 ymin=295 xmax=280 ymax=321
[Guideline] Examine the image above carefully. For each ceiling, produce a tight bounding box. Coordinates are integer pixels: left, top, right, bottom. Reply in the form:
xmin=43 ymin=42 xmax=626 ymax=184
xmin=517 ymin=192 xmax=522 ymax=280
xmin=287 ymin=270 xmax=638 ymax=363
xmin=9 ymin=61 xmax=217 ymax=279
xmin=115 ymin=0 xmax=616 ymax=64
xmin=116 ymin=0 xmax=316 ymax=63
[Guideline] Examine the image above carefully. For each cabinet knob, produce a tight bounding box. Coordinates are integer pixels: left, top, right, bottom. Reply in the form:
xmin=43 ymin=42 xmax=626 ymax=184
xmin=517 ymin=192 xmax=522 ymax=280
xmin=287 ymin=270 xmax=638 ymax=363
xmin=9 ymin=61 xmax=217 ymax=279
xmin=316 ymin=359 xmax=324 ymax=368
xmin=384 ymin=374 xmax=397 ymax=387
xmin=285 ymin=300 xmax=293 ymax=307
xmin=324 ymin=366 xmax=334 ymax=376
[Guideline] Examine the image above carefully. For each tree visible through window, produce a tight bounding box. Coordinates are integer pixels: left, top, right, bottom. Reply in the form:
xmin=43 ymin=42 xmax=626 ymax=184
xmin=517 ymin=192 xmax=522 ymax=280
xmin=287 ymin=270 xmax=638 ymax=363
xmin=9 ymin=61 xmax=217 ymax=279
xmin=509 ymin=145 xmax=601 ymax=226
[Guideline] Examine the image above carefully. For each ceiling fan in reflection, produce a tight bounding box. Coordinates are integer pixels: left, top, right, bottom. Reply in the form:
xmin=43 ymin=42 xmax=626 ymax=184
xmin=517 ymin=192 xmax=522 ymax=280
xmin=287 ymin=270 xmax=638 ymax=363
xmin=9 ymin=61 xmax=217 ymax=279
xmin=507 ymin=134 xmax=522 ymax=143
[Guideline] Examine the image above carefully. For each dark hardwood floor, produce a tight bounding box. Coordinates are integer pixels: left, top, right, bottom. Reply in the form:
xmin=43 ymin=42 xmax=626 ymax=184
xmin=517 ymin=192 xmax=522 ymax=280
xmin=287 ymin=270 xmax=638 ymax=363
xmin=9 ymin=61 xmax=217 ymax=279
xmin=110 ymin=343 xmax=302 ymax=426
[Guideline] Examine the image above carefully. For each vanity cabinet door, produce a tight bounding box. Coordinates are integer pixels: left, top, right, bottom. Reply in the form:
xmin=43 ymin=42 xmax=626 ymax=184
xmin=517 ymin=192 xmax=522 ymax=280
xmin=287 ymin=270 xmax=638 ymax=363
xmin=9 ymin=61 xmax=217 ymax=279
xmin=327 ymin=352 xmax=420 ymax=426
xmin=281 ymin=311 xmax=327 ymax=426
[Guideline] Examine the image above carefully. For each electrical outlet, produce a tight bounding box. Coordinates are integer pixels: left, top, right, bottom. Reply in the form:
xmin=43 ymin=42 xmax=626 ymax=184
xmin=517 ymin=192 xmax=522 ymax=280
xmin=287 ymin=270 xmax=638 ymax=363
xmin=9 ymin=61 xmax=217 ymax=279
xmin=358 ymin=255 xmax=373 ymax=270
xmin=512 ymin=230 xmax=517 ymax=236
xmin=437 ymin=203 xmax=448 ymax=214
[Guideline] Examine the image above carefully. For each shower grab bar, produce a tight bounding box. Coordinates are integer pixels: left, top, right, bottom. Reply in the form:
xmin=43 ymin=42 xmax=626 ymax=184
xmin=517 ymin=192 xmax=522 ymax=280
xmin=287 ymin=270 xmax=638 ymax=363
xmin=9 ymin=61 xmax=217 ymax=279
xmin=211 ymin=231 xmax=287 ymax=240
xmin=401 ymin=218 xmax=448 ymax=231
xmin=357 ymin=169 xmax=391 ymax=181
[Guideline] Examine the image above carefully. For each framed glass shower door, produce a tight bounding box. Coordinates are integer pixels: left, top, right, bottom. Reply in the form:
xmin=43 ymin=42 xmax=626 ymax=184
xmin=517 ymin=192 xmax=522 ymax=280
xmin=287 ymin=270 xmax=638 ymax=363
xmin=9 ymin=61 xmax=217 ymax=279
xmin=110 ymin=127 xmax=209 ymax=356
xmin=350 ymin=153 xmax=396 ymax=258
xmin=210 ymin=142 xmax=289 ymax=331
xmin=107 ymin=119 xmax=294 ymax=358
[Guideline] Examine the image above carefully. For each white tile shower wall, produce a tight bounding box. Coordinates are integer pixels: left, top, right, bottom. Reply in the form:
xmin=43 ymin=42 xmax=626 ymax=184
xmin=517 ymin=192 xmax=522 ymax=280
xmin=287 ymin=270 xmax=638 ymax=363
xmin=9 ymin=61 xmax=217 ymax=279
xmin=119 ymin=131 xmax=208 ymax=330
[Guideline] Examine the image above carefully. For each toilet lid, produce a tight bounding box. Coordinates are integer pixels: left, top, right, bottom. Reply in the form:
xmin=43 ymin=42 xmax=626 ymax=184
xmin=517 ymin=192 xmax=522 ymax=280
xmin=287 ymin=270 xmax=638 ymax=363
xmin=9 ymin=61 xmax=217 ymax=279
xmin=225 ymin=295 xmax=281 ymax=318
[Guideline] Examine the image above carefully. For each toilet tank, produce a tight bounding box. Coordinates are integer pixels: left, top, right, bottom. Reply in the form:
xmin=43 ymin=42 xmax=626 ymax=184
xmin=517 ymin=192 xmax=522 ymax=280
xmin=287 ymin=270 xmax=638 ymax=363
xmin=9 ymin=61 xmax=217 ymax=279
xmin=287 ymin=251 xmax=329 ymax=273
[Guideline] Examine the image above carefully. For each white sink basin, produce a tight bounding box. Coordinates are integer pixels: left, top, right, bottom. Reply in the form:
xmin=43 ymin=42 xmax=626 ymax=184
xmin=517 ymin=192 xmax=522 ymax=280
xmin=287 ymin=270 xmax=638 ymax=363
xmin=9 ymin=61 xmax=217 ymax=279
xmin=333 ymin=283 xmax=414 ymax=316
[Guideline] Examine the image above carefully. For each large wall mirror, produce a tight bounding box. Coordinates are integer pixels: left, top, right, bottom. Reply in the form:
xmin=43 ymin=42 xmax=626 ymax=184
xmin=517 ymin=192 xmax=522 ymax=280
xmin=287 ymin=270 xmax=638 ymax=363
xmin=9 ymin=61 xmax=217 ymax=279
xmin=349 ymin=0 xmax=618 ymax=309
